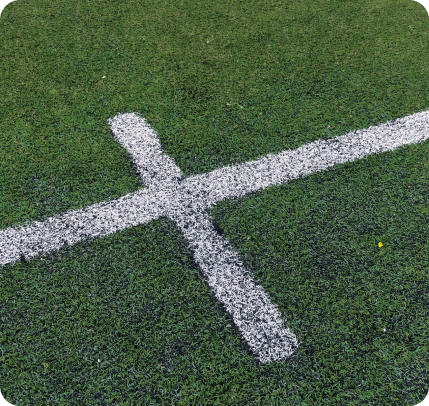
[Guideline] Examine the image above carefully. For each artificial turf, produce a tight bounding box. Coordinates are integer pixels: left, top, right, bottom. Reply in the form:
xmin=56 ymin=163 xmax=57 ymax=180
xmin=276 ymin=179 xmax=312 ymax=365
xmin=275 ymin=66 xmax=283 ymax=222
xmin=1 ymin=0 xmax=429 ymax=404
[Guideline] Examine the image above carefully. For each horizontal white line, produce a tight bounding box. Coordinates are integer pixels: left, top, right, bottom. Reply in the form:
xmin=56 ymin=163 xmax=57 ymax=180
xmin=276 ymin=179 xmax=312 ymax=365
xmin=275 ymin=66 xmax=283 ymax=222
xmin=0 ymin=188 xmax=165 ymax=266
xmin=1 ymin=109 xmax=429 ymax=268
xmin=183 ymin=109 xmax=429 ymax=207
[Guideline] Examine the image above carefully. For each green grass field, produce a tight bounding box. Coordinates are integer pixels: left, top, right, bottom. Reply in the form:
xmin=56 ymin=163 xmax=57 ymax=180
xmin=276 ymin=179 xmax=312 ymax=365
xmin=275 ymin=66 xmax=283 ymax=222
xmin=1 ymin=0 xmax=429 ymax=404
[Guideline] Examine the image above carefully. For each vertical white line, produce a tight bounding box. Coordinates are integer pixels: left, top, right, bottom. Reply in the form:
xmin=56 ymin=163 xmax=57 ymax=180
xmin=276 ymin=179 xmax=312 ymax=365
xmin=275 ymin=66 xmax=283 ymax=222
xmin=109 ymin=112 xmax=299 ymax=362
xmin=168 ymin=206 xmax=299 ymax=363
xmin=108 ymin=113 xmax=184 ymax=188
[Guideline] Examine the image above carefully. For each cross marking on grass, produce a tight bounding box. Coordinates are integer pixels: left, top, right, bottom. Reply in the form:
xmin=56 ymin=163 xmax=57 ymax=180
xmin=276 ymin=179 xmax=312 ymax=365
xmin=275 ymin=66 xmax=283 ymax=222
xmin=1 ymin=109 xmax=429 ymax=363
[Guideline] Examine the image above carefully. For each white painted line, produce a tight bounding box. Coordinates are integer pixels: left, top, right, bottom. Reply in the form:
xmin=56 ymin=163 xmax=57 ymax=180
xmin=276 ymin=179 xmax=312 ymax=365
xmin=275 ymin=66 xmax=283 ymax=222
xmin=108 ymin=113 xmax=184 ymax=188
xmin=182 ymin=108 xmax=429 ymax=207
xmin=108 ymin=113 xmax=298 ymax=362
xmin=1 ymin=109 xmax=429 ymax=362
xmin=0 ymin=188 xmax=165 ymax=267
xmin=169 ymin=207 xmax=298 ymax=362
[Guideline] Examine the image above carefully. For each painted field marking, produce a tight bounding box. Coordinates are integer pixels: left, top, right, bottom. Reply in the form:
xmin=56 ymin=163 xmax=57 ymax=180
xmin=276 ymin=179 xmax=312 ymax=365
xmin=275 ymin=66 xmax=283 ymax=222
xmin=1 ymin=110 xmax=429 ymax=363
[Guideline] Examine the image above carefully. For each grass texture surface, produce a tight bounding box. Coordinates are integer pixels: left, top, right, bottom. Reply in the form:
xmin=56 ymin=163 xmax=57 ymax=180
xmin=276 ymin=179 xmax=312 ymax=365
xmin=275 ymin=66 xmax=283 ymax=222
xmin=1 ymin=0 xmax=429 ymax=404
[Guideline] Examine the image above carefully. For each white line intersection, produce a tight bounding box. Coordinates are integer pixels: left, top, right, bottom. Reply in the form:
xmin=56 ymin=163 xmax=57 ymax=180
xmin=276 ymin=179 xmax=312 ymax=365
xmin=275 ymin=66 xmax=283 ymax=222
xmin=1 ymin=109 xmax=429 ymax=363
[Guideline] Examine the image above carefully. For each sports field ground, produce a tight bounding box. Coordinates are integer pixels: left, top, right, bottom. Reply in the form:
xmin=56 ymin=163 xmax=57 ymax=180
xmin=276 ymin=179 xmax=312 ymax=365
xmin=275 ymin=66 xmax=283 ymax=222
xmin=0 ymin=0 xmax=429 ymax=404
